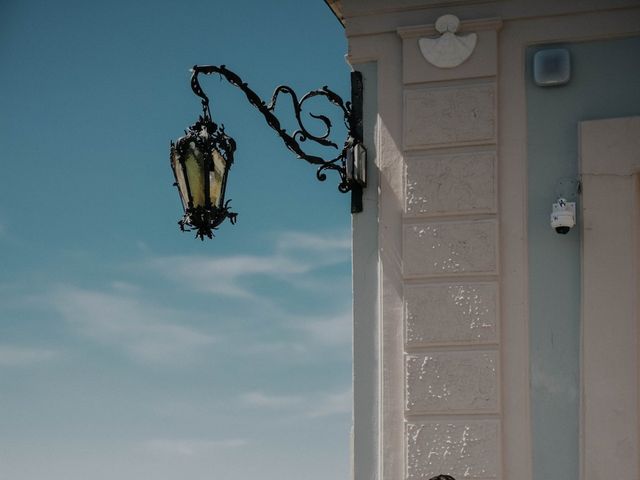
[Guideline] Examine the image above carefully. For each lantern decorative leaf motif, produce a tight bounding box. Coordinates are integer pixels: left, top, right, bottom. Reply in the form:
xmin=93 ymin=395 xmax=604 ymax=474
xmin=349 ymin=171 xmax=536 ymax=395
xmin=170 ymin=115 xmax=237 ymax=240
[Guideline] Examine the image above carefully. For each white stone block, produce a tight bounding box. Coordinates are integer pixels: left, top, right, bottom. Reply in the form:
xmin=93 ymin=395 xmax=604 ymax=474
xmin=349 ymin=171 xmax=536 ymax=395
xmin=405 ymin=283 xmax=498 ymax=346
xmin=406 ymin=350 xmax=498 ymax=413
xmin=407 ymin=420 xmax=500 ymax=479
xmin=405 ymin=152 xmax=496 ymax=215
xmin=403 ymin=221 xmax=498 ymax=277
xmin=404 ymin=84 xmax=496 ymax=149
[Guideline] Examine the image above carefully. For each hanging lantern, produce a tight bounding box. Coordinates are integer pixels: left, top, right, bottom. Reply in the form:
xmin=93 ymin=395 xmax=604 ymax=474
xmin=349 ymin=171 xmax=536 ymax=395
xmin=170 ymin=114 xmax=237 ymax=240
xmin=169 ymin=65 xmax=367 ymax=240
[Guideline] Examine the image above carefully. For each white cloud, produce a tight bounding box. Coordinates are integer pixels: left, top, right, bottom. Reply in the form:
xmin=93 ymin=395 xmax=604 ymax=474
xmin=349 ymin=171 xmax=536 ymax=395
xmin=233 ymin=310 xmax=351 ymax=361
xmin=110 ymin=281 xmax=141 ymax=293
xmin=50 ymin=286 xmax=214 ymax=364
xmin=294 ymin=310 xmax=352 ymax=346
xmin=275 ymin=231 xmax=350 ymax=255
xmin=151 ymin=254 xmax=305 ymax=298
xmin=240 ymin=391 xmax=303 ymax=408
xmin=239 ymin=387 xmax=351 ymax=418
xmin=147 ymin=255 xmax=295 ymax=300
xmin=0 ymin=345 xmax=58 ymax=367
xmin=37 ymin=231 xmax=351 ymax=367
xmin=307 ymin=389 xmax=352 ymax=418
xmin=240 ymin=341 xmax=308 ymax=356
xmin=148 ymin=230 xmax=350 ymax=299
xmin=143 ymin=438 xmax=247 ymax=457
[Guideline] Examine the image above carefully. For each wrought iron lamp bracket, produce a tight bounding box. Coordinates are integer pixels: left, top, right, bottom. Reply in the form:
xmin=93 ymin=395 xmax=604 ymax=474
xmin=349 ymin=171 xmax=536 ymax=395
xmin=189 ymin=64 xmax=366 ymax=213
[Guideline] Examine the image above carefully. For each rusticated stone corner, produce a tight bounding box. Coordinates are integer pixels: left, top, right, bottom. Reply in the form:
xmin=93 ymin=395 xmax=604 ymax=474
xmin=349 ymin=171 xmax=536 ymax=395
xmin=405 ymin=151 xmax=496 ymax=216
xmin=403 ymin=220 xmax=498 ymax=277
xmin=407 ymin=420 xmax=500 ymax=479
xmin=405 ymin=283 xmax=498 ymax=346
xmin=404 ymin=84 xmax=496 ymax=149
xmin=406 ymin=350 xmax=498 ymax=413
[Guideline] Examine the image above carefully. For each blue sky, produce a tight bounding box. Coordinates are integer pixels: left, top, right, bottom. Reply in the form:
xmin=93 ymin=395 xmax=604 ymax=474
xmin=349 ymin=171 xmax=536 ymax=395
xmin=0 ymin=1 xmax=352 ymax=479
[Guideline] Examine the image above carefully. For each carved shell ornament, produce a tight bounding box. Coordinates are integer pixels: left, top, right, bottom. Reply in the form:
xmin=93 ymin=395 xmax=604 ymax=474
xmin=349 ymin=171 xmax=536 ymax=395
xmin=419 ymin=14 xmax=477 ymax=69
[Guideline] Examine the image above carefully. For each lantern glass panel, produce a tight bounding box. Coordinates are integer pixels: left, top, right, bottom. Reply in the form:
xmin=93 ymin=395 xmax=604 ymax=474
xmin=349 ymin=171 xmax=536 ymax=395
xmin=184 ymin=141 xmax=206 ymax=208
xmin=209 ymin=148 xmax=227 ymax=208
xmin=171 ymin=149 xmax=189 ymax=209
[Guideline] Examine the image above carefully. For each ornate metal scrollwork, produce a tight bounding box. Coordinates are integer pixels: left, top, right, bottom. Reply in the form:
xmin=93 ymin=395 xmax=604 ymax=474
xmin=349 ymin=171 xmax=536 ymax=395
xmin=189 ymin=65 xmax=365 ymax=204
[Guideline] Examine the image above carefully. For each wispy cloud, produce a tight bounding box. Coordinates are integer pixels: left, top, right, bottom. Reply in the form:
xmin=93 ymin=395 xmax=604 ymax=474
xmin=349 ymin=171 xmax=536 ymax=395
xmin=240 ymin=341 xmax=308 ymax=356
xmin=293 ymin=310 xmax=352 ymax=346
xmin=148 ymin=230 xmax=350 ymax=299
xmin=109 ymin=280 xmax=141 ymax=294
xmin=233 ymin=309 xmax=351 ymax=361
xmin=275 ymin=231 xmax=351 ymax=256
xmin=239 ymin=387 xmax=351 ymax=418
xmin=151 ymin=254 xmax=305 ymax=298
xmin=307 ymin=389 xmax=352 ymax=418
xmin=50 ymin=287 xmax=214 ymax=364
xmin=143 ymin=438 xmax=247 ymax=457
xmin=240 ymin=391 xmax=303 ymax=408
xmin=0 ymin=345 xmax=59 ymax=367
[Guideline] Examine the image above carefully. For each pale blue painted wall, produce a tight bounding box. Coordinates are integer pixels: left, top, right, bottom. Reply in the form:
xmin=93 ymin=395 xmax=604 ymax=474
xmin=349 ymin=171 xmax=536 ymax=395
xmin=527 ymin=35 xmax=640 ymax=480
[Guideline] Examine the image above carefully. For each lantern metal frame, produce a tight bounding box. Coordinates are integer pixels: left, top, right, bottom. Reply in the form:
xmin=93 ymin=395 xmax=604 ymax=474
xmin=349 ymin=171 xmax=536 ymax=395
xmin=170 ymin=114 xmax=238 ymax=240
xmin=170 ymin=64 xmax=366 ymax=240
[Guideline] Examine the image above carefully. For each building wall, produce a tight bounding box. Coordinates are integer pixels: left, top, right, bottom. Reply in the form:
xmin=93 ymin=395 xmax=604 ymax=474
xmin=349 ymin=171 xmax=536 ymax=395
xmin=352 ymin=61 xmax=379 ymax=480
xmin=398 ymin=18 xmax=503 ymax=480
xmin=579 ymin=116 xmax=640 ymax=480
xmin=526 ymin=36 xmax=640 ymax=480
xmin=345 ymin=2 xmax=640 ymax=480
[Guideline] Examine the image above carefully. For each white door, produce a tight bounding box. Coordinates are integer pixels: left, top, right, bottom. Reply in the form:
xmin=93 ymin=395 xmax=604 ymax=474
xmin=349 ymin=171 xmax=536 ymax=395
xmin=580 ymin=116 xmax=640 ymax=480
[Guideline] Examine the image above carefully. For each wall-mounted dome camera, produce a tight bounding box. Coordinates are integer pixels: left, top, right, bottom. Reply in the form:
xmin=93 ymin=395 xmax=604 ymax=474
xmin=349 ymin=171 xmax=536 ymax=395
xmin=550 ymin=197 xmax=576 ymax=234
